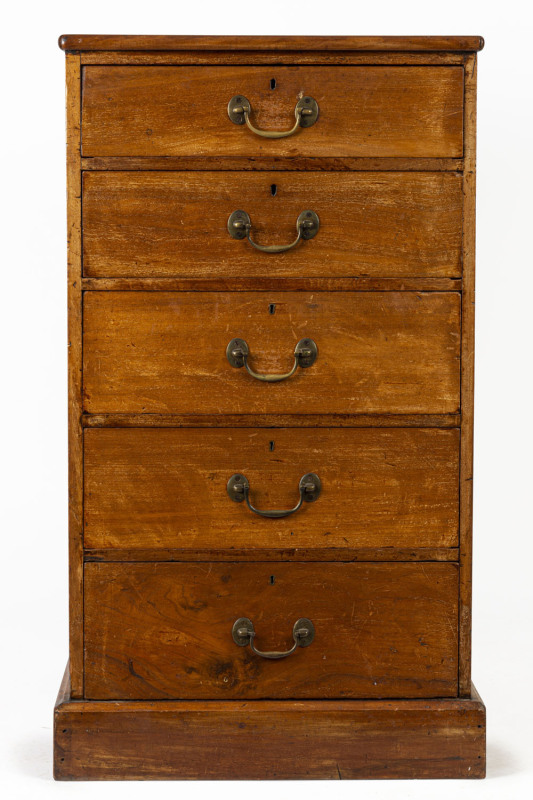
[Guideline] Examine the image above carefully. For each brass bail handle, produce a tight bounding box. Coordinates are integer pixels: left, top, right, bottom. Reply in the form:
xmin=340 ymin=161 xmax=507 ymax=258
xmin=227 ymin=95 xmax=319 ymax=139
xmin=232 ymin=617 xmax=315 ymax=659
xmin=226 ymin=337 xmax=318 ymax=383
xmin=227 ymin=472 xmax=322 ymax=519
xmin=228 ymin=209 xmax=320 ymax=253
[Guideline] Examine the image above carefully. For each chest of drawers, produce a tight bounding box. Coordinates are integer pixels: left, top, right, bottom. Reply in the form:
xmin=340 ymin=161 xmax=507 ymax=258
xmin=54 ymin=34 xmax=485 ymax=781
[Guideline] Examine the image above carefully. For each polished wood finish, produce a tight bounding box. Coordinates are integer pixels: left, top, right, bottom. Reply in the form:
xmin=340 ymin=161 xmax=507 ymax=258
xmin=82 ymin=277 xmax=462 ymax=292
xmin=83 ymin=171 xmax=463 ymax=279
xmin=58 ymin=35 xmax=484 ymax=780
xmin=83 ymin=412 xmax=462 ymax=428
xmin=65 ymin=54 xmax=83 ymax=698
xmin=81 ymin=66 xmax=464 ymax=158
xmin=82 ymin=156 xmax=465 ymax=171
xmin=83 ymin=291 xmax=461 ymax=415
xmin=60 ymin=34 xmax=485 ymax=52
xmin=55 ymin=665 xmax=486 ymax=780
xmin=84 ymin=562 xmax=459 ymax=700
xmin=79 ymin=53 xmax=470 ymax=67
xmin=459 ymin=53 xmax=478 ymax=695
xmin=85 ymin=547 xmax=459 ymax=563
xmin=84 ymin=427 xmax=459 ymax=551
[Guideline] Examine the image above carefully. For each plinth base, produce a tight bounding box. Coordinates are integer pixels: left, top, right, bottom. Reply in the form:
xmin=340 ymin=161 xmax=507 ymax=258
xmin=54 ymin=665 xmax=486 ymax=780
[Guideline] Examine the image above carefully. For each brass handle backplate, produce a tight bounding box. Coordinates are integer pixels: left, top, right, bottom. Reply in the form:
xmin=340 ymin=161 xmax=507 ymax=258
xmin=232 ymin=617 xmax=315 ymax=659
xmin=227 ymin=472 xmax=321 ymax=518
xmin=226 ymin=337 xmax=318 ymax=382
xmin=227 ymin=95 xmax=319 ymax=138
xmin=228 ymin=209 xmax=320 ymax=253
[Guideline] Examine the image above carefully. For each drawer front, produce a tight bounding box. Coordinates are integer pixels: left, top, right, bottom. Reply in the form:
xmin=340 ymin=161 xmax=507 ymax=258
xmin=83 ymin=291 xmax=461 ymax=415
xmin=84 ymin=562 xmax=459 ymax=700
xmin=83 ymin=171 xmax=463 ymax=279
xmin=81 ymin=66 xmax=464 ymax=158
xmin=84 ymin=427 xmax=459 ymax=551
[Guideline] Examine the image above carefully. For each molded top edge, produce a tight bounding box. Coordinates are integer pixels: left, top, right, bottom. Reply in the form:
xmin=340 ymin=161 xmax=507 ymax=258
xmin=58 ymin=34 xmax=485 ymax=53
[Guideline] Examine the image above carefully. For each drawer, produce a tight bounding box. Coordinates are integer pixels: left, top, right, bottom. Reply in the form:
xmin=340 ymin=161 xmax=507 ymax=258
xmin=83 ymin=291 xmax=461 ymax=415
xmin=81 ymin=66 xmax=464 ymax=158
xmin=82 ymin=171 xmax=463 ymax=279
xmin=84 ymin=427 xmax=459 ymax=551
xmin=84 ymin=562 xmax=459 ymax=700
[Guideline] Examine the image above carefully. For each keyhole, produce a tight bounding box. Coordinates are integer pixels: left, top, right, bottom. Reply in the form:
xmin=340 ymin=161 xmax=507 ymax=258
xmin=270 ymin=78 xmax=276 ymax=90
xmin=270 ymin=576 xmax=276 ymax=585
xmin=269 ymin=440 xmax=275 ymax=451
xmin=268 ymin=303 xmax=276 ymax=315
xmin=270 ymin=184 xmax=277 ymax=196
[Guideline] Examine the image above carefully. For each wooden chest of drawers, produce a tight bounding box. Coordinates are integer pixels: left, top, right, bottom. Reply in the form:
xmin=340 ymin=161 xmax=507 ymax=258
xmin=54 ymin=34 xmax=486 ymax=781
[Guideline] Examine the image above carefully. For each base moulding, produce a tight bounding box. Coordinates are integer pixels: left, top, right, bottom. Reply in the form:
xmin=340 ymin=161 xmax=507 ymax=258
xmin=54 ymin=665 xmax=486 ymax=780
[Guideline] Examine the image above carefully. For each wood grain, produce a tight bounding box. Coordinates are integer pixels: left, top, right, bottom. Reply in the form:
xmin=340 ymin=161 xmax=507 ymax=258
xmin=82 ymin=412 xmax=461 ymax=428
xmin=54 ymin=681 xmax=485 ymax=780
xmin=82 ymin=291 xmax=461 ymax=415
xmin=84 ymin=427 xmax=459 ymax=550
xmin=81 ymin=156 xmax=465 ymax=171
xmin=81 ymin=66 xmax=464 ymax=158
xmin=82 ymin=171 xmax=463 ymax=279
xmin=459 ymin=53 xmax=478 ymax=696
xmin=85 ymin=547 xmax=459 ymax=563
xmin=65 ymin=54 xmax=83 ymax=699
xmin=60 ymin=34 xmax=485 ymax=52
xmin=83 ymin=561 xmax=459 ymax=700
xmin=81 ymin=277 xmax=462 ymax=292
xmin=79 ymin=52 xmax=469 ymax=67
xmin=57 ymin=35 xmax=484 ymax=780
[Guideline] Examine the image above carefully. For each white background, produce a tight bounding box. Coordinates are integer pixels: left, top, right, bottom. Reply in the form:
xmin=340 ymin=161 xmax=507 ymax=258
xmin=1 ymin=1 xmax=532 ymax=797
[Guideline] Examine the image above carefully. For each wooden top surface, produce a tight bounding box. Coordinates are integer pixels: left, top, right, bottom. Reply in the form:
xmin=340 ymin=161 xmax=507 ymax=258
xmin=58 ymin=34 xmax=484 ymax=53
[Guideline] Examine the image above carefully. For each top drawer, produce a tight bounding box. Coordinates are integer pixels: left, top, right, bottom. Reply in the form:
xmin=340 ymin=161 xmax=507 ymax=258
xmin=81 ymin=66 xmax=464 ymax=158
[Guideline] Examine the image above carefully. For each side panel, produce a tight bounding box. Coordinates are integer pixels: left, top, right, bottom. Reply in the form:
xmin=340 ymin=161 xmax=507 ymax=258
xmin=459 ymin=53 xmax=477 ymax=695
xmin=66 ymin=53 xmax=84 ymax=698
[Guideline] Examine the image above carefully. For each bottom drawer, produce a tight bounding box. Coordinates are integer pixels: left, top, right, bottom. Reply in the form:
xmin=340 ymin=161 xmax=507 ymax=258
xmin=84 ymin=562 xmax=459 ymax=700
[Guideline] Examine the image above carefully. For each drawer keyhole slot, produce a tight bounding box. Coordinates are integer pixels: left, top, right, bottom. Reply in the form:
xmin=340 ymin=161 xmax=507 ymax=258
xmin=270 ymin=78 xmax=276 ymax=90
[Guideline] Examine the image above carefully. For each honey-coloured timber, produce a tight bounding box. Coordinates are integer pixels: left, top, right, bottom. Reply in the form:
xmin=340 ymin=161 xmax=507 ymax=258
xmin=57 ymin=34 xmax=485 ymax=780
